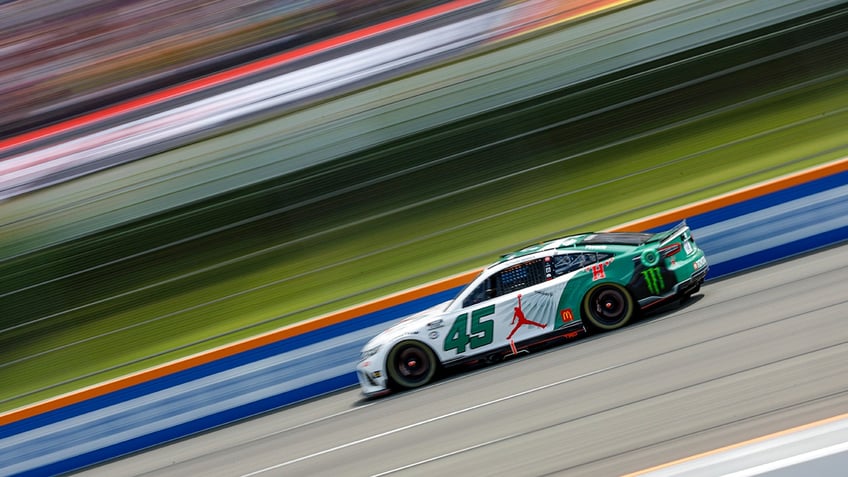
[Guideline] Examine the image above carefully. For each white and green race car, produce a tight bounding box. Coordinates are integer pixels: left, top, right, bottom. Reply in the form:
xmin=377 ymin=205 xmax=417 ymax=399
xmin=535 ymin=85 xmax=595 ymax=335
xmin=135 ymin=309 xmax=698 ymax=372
xmin=356 ymin=221 xmax=708 ymax=396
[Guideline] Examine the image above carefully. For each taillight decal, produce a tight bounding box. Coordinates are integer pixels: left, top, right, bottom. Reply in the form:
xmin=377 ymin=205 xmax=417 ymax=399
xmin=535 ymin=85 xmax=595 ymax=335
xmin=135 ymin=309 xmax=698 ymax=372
xmin=659 ymin=243 xmax=682 ymax=257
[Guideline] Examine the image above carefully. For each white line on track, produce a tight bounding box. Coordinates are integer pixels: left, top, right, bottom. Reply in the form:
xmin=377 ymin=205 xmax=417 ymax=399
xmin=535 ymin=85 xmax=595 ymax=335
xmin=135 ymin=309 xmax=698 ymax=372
xmin=254 ymin=402 xmax=377 ymax=442
xmin=370 ymin=433 xmax=519 ymax=476
xmin=239 ymin=364 xmax=620 ymax=476
xmin=721 ymin=441 xmax=848 ymax=477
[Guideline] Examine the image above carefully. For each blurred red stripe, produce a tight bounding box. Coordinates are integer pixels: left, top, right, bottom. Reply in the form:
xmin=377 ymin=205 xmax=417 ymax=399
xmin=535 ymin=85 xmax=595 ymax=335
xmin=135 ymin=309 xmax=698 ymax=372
xmin=0 ymin=0 xmax=483 ymax=156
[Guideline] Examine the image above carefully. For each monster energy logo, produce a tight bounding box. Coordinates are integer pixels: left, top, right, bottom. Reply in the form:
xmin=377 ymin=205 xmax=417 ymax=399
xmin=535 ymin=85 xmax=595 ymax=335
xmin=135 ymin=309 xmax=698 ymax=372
xmin=642 ymin=267 xmax=665 ymax=295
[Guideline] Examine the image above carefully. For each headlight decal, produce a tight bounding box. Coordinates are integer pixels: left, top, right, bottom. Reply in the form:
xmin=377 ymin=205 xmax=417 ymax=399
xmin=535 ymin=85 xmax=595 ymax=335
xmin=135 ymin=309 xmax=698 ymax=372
xmin=359 ymin=345 xmax=381 ymax=361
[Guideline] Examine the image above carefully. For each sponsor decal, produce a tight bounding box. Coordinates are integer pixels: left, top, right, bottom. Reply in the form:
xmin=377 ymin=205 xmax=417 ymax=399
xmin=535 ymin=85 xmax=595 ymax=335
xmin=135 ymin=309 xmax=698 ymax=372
xmin=373 ymin=371 xmax=381 ymax=378
xmin=534 ymin=290 xmax=553 ymax=297
xmin=591 ymin=263 xmax=606 ymax=281
xmin=564 ymin=331 xmax=579 ymax=339
xmin=507 ymin=294 xmax=546 ymax=340
xmin=427 ymin=319 xmax=444 ymax=330
xmin=560 ymin=308 xmax=574 ymax=322
xmin=585 ymin=257 xmax=613 ymax=281
xmin=694 ymin=256 xmax=707 ymax=270
xmin=642 ymin=267 xmax=666 ymax=295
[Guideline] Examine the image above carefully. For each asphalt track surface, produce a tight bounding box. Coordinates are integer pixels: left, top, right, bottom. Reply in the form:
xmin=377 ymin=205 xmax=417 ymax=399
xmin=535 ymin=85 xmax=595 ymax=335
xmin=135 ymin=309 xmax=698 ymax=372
xmin=79 ymin=242 xmax=848 ymax=476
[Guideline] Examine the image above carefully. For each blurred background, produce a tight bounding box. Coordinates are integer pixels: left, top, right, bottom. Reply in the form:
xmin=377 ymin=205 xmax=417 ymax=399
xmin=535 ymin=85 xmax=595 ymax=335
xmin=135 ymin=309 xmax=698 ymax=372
xmin=0 ymin=0 xmax=845 ymax=417
xmin=0 ymin=0 xmax=453 ymax=137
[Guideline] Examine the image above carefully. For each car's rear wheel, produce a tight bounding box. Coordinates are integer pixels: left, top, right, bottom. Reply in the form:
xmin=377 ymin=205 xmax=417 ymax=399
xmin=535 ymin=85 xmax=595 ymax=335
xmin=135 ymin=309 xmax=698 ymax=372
xmin=582 ymin=283 xmax=635 ymax=331
xmin=386 ymin=341 xmax=437 ymax=390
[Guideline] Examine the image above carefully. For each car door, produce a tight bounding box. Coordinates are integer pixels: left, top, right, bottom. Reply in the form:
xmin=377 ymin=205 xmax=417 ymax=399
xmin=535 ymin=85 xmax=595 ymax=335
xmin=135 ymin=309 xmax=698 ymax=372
xmin=439 ymin=256 xmax=560 ymax=361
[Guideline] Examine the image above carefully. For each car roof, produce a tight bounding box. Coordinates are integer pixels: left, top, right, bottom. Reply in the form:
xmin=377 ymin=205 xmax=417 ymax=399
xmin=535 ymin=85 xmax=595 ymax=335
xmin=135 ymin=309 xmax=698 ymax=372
xmin=492 ymin=231 xmax=652 ymax=267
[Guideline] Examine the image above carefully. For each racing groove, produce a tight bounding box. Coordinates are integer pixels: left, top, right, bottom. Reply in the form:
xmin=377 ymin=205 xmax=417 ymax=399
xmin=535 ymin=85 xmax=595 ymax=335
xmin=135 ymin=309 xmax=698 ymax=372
xmin=79 ymin=242 xmax=848 ymax=476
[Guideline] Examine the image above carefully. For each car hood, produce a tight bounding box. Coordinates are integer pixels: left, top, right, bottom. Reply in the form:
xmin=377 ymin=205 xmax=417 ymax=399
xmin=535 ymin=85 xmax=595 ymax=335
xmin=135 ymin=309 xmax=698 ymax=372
xmin=366 ymin=300 xmax=451 ymax=346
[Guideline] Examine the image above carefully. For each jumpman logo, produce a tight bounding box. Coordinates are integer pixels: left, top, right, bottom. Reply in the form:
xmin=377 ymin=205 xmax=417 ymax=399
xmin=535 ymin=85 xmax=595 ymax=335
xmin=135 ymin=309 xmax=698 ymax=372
xmin=506 ymin=294 xmax=546 ymax=340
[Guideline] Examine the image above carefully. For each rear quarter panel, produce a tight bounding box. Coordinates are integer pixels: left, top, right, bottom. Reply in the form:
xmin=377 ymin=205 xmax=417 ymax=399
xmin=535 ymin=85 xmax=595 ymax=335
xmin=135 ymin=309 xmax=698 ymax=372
xmin=556 ymin=252 xmax=638 ymax=325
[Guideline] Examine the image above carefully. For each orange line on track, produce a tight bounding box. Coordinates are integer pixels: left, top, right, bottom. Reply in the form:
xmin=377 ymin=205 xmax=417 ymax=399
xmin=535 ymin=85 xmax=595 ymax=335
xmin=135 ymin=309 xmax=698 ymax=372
xmin=623 ymin=412 xmax=848 ymax=476
xmin=0 ymin=270 xmax=478 ymax=426
xmin=610 ymin=158 xmax=848 ymax=232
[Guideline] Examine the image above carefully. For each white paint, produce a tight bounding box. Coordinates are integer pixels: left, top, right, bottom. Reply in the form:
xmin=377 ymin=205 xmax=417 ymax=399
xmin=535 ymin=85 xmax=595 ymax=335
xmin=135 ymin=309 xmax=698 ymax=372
xmin=371 ymin=434 xmax=518 ymax=476
xmin=721 ymin=441 xmax=848 ymax=477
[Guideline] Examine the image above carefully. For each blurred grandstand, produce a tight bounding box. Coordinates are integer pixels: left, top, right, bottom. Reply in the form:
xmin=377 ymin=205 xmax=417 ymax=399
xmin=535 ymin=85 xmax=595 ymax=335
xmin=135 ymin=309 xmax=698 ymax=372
xmin=0 ymin=0 xmax=452 ymax=138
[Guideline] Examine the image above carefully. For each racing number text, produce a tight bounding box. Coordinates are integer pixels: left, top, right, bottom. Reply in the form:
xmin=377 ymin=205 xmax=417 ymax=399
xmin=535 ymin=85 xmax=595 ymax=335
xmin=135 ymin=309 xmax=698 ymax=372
xmin=444 ymin=305 xmax=495 ymax=353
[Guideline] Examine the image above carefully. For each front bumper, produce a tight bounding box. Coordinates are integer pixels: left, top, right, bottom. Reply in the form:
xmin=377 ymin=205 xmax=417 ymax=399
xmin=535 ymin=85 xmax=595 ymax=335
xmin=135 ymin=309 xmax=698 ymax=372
xmin=356 ymin=361 xmax=389 ymax=396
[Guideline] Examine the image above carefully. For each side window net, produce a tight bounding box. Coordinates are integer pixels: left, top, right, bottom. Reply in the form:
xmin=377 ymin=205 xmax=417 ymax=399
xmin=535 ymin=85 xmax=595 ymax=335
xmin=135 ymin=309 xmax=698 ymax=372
xmin=551 ymin=252 xmax=613 ymax=276
xmin=495 ymin=258 xmax=547 ymax=295
xmin=461 ymin=258 xmax=549 ymax=308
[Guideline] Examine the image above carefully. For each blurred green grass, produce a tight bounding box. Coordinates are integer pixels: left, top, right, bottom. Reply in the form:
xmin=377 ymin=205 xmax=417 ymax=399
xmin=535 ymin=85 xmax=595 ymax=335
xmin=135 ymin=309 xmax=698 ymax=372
xmin=1 ymin=27 xmax=846 ymax=411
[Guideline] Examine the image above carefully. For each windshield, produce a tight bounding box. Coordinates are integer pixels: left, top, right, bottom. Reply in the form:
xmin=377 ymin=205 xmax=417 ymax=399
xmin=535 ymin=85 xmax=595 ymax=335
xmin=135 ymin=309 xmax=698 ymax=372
xmin=447 ymin=269 xmax=487 ymax=310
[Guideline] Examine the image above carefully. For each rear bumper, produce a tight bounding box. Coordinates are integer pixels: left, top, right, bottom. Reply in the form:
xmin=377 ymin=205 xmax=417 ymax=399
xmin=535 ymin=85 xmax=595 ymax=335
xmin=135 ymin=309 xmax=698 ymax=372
xmin=676 ymin=265 xmax=709 ymax=296
xmin=638 ymin=265 xmax=708 ymax=309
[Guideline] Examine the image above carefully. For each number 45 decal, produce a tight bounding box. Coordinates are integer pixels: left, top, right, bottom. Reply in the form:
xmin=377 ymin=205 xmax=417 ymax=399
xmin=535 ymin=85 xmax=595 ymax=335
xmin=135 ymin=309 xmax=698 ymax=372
xmin=444 ymin=305 xmax=495 ymax=354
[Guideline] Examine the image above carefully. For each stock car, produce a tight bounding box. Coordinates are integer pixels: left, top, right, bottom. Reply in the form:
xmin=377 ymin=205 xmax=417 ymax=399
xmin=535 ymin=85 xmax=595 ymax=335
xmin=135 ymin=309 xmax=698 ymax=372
xmin=356 ymin=221 xmax=709 ymax=396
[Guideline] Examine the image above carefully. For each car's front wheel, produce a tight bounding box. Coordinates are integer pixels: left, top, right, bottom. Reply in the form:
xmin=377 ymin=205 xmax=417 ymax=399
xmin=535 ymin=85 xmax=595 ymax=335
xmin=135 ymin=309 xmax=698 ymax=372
xmin=386 ymin=340 xmax=438 ymax=390
xmin=582 ymin=283 xmax=635 ymax=331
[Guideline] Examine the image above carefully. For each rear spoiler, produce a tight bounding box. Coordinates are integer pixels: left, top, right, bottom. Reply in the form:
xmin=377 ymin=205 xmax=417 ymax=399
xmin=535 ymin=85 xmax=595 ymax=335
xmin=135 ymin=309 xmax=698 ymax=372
xmin=646 ymin=220 xmax=689 ymax=246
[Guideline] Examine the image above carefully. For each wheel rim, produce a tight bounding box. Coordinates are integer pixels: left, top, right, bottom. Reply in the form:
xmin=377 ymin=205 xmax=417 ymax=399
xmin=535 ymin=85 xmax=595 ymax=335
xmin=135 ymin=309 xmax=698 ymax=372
xmin=394 ymin=345 xmax=431 ymax=384
xmin=590 ymin=288 xmax=628 ymax=326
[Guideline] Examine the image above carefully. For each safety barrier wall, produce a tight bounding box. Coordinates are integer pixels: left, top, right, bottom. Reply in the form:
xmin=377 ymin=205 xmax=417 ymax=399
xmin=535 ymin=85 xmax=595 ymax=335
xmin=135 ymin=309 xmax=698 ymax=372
xmin=1 ymin=159 xmax=846 ymax=476
xmin=3 ymin=0 xmax=836 ymax=258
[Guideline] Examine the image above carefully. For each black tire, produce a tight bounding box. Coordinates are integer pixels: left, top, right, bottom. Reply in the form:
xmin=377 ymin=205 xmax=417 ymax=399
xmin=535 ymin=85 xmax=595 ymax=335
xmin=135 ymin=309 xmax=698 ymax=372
xmin=386 ymin=340 xmax=438 ymax=390
xmin=582 ymin=283 xmax=635 ymax=331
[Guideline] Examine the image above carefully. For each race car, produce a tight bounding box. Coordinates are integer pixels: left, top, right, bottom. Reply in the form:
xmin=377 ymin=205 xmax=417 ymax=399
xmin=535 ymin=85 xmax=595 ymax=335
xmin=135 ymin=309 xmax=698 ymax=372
xmin=356 ymin=221 xmax=708 ymax=396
